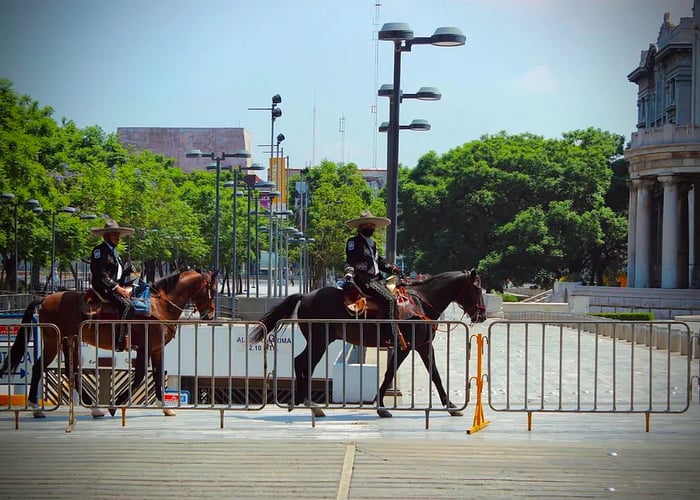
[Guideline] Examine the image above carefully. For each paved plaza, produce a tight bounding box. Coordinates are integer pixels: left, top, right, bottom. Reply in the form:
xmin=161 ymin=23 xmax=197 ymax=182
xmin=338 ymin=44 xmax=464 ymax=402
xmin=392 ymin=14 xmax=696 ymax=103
xmin=1 ymin=311 xmax=699 ymax=499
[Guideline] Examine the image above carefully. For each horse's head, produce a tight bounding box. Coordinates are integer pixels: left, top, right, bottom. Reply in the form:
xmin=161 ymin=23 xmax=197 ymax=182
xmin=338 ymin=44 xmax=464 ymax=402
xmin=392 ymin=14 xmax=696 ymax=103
xmin=188 ymin=270 xmax=218 ymax=320
xmin=457 ymin=269 xmax=487 ymax=324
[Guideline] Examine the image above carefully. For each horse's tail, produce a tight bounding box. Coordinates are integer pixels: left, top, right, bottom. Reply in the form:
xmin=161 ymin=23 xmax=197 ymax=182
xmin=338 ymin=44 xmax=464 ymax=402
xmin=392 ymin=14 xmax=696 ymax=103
xmin=0 ymin=298 xmax=44 ymax=377
xmin=248 ymin=293 xmax=304 ymax=345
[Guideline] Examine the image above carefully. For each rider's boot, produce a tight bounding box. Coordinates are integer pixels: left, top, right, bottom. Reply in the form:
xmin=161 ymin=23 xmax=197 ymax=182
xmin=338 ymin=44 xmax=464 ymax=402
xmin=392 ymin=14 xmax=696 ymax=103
xmin=115 ymin=326 xmax=129 ymax=352
xmin=396 ymin=325 xmax=408 ymax=351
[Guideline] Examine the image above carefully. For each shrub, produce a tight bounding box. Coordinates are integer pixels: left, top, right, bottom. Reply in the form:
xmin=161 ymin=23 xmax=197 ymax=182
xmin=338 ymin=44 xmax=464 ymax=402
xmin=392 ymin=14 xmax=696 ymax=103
xmin=589 ymin=312 xmax=655 ymax=321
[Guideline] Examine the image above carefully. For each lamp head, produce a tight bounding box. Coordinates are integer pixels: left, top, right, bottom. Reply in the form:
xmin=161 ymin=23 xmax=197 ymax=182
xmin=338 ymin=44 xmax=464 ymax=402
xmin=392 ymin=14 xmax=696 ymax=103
xmin=430 ymin=27 xmax=466 ymax=47
xmin=271 ymin=94 xmax=282 ymax=105
xmin=378 ymin=22 xmax=413 ymax=41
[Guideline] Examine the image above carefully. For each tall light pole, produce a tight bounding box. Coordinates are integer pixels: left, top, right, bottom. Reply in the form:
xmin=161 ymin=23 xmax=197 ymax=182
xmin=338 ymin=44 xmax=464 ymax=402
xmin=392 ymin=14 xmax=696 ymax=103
xmin=1 ymin=193 xmax=41 ymax=291
xmin=378 ymin=23 xmax=465 ymax=262
xmin=249 ymin=93 xmax=282 ymax=190
xmin=224 ymin=163 xmax=264 ymax=299
xmin=252 ymin=181 xmax=275 ymax=297
xmin=35 ymin=206 xmax=77 ymax=292
xmin=185 ymin=149 xmax=251 ymax=317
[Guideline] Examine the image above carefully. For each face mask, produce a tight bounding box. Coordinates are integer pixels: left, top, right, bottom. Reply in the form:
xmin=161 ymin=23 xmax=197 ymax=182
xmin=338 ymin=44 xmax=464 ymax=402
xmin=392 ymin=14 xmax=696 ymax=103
xmin=360 ymin=227 xmax=375 ymax=237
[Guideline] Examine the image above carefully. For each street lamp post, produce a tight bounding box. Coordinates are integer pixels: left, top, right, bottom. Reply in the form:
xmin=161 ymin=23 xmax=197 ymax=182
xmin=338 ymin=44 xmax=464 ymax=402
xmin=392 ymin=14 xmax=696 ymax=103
xmin=249 ymin=94 xmax=282 ymax=180
xmin=224 ymin=163 xmax=264 ymax=299
xmin=36 ymin=206 xmax=77 ymax=292
xmin=1 ymin=193 xmax=41 ymax=291
xmin=274 ymin=210 xmax=293 ymax=296
xmin=186 ymin=149 xmax=251 ymax=318
xmin=252 ymin=181 xmax=275 ymax=297
xmin=378 ymin=23 xmax=465 ymax=262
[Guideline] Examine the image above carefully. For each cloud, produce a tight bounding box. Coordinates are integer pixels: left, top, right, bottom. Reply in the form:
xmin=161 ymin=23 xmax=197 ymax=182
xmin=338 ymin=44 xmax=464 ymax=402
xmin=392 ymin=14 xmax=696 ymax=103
xmin=514 ymin=64 xmax=559 ymax=92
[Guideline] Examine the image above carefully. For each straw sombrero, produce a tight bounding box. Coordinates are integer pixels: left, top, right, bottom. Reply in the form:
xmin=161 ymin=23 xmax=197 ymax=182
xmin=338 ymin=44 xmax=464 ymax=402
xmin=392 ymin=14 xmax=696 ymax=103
xmin=91 ymin=219 xmax=134 ymax=236
xmin=345 ymin=210 xmax=391 ymax=229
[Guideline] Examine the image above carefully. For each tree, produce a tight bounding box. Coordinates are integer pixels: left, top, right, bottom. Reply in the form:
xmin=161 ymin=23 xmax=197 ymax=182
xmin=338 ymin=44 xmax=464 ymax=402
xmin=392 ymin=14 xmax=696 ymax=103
xmin=304 ymin=160 xmax=384 ymax=287
xmin=399 ymin=129 xmax=628 ymax=290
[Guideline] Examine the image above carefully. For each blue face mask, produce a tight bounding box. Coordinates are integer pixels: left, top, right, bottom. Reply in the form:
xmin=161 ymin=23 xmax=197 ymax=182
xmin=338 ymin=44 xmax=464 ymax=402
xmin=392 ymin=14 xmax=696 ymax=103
xmin=360 ymin=227 xmax=375 ymax=237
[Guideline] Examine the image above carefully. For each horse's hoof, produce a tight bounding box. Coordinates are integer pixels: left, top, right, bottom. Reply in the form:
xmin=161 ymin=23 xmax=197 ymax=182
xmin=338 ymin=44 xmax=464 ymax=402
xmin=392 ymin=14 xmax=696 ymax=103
xmin=303 ymin=399 xmax=326 ymax=417
xmin=91 ymin=407 xmax=106 ymax=418
xmin=155 ymin=399 xmax=177 ymax=417
xmin=448 ymin=402 xmax=463 ymax=417
xmin=108 ymin=407 xmax=116 ymax=417
xmin=29 ymin=403 xmax=46 ymax=418
xmin=377 ymin=409 xmax=393 ymax=418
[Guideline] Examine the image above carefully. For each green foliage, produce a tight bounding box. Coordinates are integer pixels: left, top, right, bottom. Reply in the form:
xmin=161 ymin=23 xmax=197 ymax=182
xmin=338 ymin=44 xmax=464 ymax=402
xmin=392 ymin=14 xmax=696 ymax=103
xmin=501 ymin=293 xmax=519 ymax=303
xmin=304 ymin=160 xmax=384 ymax=286
xmin=399 ymin=129 xmax=628 ymax=290
xmin=0 ymin=80 xmax=631 ymax=295
xmin=589 ymin=312 xmax=655 ymax=321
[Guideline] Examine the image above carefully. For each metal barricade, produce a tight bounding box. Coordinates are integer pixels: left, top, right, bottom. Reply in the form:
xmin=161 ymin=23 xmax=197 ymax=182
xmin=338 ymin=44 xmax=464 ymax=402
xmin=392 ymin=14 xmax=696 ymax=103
xmin=487 ymin=320 xmax=695 ymax=430
xmin=1 ymin=320 xmax=62 ymax=428
xmin=271 ymin=318 xmax=470 ymax=427
xmin=77 ymin=319 xmax=268 ymax=427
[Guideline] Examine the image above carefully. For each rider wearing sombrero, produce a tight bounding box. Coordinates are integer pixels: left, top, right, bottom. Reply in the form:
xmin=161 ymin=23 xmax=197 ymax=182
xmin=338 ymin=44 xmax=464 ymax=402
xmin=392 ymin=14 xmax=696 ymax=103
xmin=90 ymin=219 xmax=136 ymax=352
xmin=343 ymin=210 xmax=404 ymax=347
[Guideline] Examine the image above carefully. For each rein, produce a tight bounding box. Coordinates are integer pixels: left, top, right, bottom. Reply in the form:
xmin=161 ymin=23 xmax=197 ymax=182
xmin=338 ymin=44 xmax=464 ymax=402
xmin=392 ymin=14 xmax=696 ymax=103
xmin=149 ymin=274 xmax=212 ymax=320
xmin=409 ymin=272 xmax=479 ymax=327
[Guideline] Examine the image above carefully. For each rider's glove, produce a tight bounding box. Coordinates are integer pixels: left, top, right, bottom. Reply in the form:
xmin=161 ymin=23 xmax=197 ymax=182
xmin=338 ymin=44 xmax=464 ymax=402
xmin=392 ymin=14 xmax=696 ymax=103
xmin=391 ymin=265 xmax=401 ymax=275
xmin=344 ymin=266 xmax=354 ymax=281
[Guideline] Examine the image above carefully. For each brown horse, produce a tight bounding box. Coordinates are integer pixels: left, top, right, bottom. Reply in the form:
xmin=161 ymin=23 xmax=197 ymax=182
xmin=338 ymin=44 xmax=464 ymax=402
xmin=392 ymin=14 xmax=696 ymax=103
xmin=0 ymin=269 xmax=218 ymax=418
xmin=248 ymin=269 xmax=487 ymax=418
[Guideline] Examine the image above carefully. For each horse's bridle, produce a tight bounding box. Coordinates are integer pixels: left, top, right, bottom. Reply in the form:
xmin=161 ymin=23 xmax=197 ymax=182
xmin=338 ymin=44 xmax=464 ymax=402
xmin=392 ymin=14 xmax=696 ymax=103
xmin=191 ymin=272 xmax=216 ymax=320
xmin=152 ymin=271 xmax=216 ymax=320
xmin=455 ymin=271 xmax=486 ymax=322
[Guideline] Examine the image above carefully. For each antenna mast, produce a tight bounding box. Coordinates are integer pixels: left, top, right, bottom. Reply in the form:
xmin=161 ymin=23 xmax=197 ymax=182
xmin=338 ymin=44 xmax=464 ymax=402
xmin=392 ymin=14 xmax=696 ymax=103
xmin=371 ymin=1 xmax=381 ymax=169
xmin=339 ymin=115 xmax=346 ymax=165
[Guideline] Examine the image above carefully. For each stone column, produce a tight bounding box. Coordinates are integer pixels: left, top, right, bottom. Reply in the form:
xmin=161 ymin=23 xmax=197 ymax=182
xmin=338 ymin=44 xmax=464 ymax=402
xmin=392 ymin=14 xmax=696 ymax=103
xmin=626 ymin=181 xmax=638 ymax=287
xmin=658 ymin=175 xmax=680 ymax=288
xmin=633 ymin=178 xmax=654 ymax=288
xmin=691 ymin=182 xmax=699 ymax=288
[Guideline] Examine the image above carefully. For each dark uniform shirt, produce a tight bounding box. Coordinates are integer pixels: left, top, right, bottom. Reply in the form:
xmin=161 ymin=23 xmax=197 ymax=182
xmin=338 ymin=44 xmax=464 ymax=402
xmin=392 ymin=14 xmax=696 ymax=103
xmin=90 ymin=240 xmax=124 ymax=296
xmin=344 ymin=233 xmax=393 ymax=287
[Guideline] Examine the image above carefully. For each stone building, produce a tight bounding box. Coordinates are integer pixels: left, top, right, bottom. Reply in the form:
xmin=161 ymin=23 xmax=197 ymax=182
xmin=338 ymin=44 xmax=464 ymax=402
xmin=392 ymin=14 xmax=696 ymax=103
xmin=625 ymin=1 xmax=700 ymax=289
xmin=117 ymin=127 xmax=253 ymax=173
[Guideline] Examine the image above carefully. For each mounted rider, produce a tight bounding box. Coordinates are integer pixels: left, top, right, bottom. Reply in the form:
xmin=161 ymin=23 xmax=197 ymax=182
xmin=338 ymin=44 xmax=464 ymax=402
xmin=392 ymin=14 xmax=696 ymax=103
xmin=89 ymin=219 xmax=137 ymax=352
xmin=343 ymin=210 xmax=405 ymax=348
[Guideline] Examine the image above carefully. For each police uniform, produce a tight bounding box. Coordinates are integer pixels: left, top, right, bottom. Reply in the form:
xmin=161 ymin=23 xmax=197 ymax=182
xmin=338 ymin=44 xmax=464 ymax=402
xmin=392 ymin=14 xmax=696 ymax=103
xmin=89 ymin=220 xmax=135 ymax=350
xmin=343 ymin=211 xmax=400 ymax=342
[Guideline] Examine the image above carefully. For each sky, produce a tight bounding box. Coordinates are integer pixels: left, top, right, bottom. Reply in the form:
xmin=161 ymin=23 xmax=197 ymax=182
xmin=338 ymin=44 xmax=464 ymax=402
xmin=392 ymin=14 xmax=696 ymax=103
xmin=0 ymin=0 xmax=694 ymax=174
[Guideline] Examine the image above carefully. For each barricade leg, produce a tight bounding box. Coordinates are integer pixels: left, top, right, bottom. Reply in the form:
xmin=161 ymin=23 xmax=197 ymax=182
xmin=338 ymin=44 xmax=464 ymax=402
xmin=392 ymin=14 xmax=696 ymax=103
xmin=467 ymin=333 xmax=490 ymax=434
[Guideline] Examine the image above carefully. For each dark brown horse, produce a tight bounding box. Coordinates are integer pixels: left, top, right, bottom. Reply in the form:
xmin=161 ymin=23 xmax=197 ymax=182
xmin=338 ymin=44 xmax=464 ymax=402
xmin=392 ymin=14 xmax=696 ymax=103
xmin=0 ymin=269 xmax=218 ymax=418
xmin=249 ymin=269 xmax=487 ymax=418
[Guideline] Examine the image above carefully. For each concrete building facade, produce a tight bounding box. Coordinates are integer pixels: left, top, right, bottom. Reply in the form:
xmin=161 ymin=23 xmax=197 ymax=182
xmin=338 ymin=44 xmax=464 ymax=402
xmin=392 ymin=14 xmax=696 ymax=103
xmin=625 ymin=2 xmax=700 ymax=289
xmin=117 ymin=127 xmax=253 ymax=172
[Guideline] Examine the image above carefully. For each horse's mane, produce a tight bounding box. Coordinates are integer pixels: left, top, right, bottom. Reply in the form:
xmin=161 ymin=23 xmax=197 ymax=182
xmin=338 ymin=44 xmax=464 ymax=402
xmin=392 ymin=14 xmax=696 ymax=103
xmin=152 ymin=270 xmax=192 ymax=292
xmin=408 ymin=270 xmax=466 ymax=290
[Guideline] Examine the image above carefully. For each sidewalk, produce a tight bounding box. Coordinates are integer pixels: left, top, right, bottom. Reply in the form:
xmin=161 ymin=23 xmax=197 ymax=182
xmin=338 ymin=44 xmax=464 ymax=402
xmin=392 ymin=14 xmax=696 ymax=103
xmin=1 ymin=315 xmax=699 ymax=499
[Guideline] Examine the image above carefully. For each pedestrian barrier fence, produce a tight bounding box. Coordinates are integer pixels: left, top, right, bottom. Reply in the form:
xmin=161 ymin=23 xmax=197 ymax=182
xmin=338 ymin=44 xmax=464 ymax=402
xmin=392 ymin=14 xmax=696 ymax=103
xmin=270 ymin=318 xmax=471 ymax=427
xmin=0 ymin=321 xmax=62 ymax=427
xmin=1 ymin=317 xmax=698 ymax=434
xmin=486 ymin=320 xmax=697 ymax=431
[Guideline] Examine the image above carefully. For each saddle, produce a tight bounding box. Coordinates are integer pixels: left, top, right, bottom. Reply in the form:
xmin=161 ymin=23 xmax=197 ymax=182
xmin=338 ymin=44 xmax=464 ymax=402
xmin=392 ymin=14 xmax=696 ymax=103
xmin=343 ymin=276 xmax=424 ymax=319
xmin=342 ymin=276 xmax=425 ymax=350
xmin=82 ymin=280 xmax=151 ymax=319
